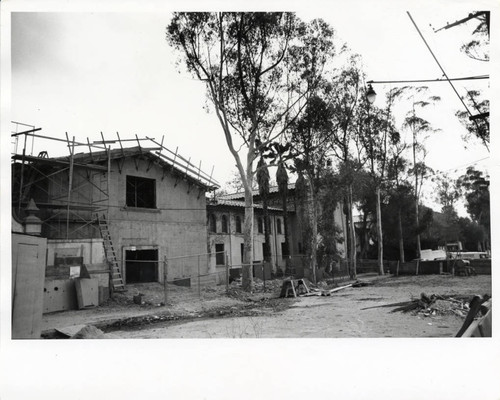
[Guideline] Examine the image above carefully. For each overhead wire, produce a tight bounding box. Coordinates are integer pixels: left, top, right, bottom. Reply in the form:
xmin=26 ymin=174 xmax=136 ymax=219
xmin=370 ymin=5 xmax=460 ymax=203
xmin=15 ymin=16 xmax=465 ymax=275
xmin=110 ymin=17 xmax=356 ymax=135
xmin=406 ymin=12 xmax=484 ymax=134
xmin=368 ymin=75 xmax=488 ymax=85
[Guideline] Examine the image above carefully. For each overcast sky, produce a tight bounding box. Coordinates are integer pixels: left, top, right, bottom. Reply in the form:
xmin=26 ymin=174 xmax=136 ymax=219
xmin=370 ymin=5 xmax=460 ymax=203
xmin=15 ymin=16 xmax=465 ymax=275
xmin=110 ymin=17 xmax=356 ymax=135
xmin=5 ymin=1 xmax=497 ymax=212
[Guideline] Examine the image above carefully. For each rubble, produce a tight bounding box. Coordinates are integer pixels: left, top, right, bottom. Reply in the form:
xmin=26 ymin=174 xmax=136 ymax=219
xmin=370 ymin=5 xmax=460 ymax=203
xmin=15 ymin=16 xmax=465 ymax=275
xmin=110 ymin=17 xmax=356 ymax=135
xmin=388 ymin=293 xmax=487 ymax=318
xmin=70 ymin=325 xmax=106 ymax=339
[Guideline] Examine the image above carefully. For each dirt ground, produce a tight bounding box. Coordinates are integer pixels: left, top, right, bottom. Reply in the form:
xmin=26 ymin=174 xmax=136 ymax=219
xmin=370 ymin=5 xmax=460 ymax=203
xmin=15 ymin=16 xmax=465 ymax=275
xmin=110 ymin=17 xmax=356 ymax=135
xmin=41 ymin=273 xmax=491 ymax=339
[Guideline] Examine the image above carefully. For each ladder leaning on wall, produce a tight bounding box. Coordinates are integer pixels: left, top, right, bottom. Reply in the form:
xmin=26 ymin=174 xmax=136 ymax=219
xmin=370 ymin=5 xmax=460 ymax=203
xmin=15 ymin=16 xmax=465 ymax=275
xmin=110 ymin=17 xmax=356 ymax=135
xmin=96 ymin=213 xmax=126 ymax=292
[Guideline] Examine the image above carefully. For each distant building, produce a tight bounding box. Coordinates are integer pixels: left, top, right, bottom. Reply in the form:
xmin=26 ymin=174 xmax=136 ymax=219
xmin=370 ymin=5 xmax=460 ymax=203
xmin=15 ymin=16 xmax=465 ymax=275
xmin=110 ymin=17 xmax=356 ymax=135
xmin=208 ymin=183 xmax=348 ymax=276
xmin=206 ymin=198 xmax=289 ymax=274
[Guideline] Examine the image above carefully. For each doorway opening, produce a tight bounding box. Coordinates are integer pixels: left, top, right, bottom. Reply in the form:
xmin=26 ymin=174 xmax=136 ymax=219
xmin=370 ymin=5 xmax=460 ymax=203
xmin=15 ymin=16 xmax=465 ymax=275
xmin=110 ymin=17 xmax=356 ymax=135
xmin=125 ymin=248 xmax=158 ymax=283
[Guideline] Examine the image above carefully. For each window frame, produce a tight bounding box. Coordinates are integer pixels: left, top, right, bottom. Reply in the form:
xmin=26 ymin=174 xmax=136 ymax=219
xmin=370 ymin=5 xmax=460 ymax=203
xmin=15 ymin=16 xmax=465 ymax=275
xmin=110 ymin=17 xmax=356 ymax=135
xmin=215 ymin=243 xmax=225 ymax=265
xmin=126 ymin=175 xmax=156 ymax=209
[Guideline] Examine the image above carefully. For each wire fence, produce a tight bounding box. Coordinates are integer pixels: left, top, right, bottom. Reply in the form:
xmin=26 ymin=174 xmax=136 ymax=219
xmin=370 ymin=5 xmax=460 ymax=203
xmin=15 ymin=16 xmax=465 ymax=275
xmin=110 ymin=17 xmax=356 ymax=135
xmin=122 ymin=252 xmax=388 ymax=304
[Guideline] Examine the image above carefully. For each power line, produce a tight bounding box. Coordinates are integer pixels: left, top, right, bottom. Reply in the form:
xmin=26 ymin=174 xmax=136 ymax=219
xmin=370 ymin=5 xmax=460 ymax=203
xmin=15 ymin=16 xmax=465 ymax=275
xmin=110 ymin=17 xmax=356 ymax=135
xmin=427 ymin=157 xmax=490 ymax=177
xmin=406 ymin=12 xmax=483 ymax=131
xmin=368 ymin=75 xmax=488 ymax=85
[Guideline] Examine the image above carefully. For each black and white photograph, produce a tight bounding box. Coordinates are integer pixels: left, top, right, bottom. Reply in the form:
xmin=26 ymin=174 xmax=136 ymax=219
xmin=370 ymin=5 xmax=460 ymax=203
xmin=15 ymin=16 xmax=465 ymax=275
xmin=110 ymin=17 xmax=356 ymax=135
xmin=1 ymin=1 xmax=498 ymax=399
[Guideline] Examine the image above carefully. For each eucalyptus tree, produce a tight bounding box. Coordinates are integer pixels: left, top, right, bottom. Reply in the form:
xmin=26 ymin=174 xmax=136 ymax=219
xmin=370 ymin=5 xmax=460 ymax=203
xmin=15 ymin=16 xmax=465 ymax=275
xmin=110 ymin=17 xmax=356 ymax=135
xmin=386 ymin=145 xmax=412 ymax=263
xmin=457 ymin=167 xmax=490 ymax=250
xmin=393 ymin=86 xmax=440 ymax=259
xmin=326 ymin=57 xmax=365 ymax=278
xmin=455 ymin=90 xmax=489 ymax=150
xmin=167 ymin=13 xmax=337 ymax=290
xmin=454 ymin=11 xmax=490 ymax=149
xmin=290 ymin=94 xmax=335 ymax=282
xmin=357 ymin=87 xmax=400 ymax=274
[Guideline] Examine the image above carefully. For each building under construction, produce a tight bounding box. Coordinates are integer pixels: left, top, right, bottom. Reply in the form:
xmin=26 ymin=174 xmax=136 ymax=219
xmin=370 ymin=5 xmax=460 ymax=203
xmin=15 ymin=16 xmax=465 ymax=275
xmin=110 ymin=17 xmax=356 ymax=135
xmin=11 ymin=122 xmax=220 ymax=299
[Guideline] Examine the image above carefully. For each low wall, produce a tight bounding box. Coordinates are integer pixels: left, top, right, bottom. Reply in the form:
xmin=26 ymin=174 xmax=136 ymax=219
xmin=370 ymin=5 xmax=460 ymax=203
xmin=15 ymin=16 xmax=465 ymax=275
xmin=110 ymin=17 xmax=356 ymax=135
xmin=43 ymin=263 xmax=110 ymax=313
xmin=357 ymin=260 xmax=392 ymax=274
xmin=470 ymin=259 xmax=492 ymax=275
xmin=388 ymin=259 xmax=491 ymax=275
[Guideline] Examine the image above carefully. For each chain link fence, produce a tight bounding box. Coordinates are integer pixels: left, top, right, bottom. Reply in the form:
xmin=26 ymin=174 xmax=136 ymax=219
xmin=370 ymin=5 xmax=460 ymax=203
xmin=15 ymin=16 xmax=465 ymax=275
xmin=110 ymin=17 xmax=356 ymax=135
xmin=123 ymin=252 xmax=390 ymax=305
xmin=160 ymin=251 xmax=229 ymax=303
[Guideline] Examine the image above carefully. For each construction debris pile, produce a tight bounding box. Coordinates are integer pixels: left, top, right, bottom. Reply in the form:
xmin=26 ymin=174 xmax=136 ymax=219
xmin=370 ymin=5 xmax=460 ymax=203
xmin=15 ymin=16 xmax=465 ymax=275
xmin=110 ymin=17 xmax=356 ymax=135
xmin=278 ymin=278 xmax=373 ymax=298
xmin=390 ymin=293 xmax=488 ymax=318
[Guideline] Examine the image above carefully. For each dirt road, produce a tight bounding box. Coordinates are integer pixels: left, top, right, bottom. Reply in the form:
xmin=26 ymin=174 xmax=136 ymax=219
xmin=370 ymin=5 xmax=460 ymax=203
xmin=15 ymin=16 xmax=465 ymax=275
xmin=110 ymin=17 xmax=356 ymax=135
xmin=103 ymin=274 xmax=491 ymax=338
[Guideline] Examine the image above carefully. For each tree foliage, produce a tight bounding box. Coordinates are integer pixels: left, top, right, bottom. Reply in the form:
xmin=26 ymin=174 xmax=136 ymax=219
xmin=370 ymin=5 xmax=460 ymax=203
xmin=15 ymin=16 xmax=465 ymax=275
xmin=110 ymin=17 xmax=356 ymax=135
xmin=460 ymin=11 xmax=490 ymax=62
xmin=434 ymin=173 xmax=461 ymax=209
xmin=457 ymin=167 xmax=490 ymax=235
xmin=167 ymin=13 xmax=339 ymax=289
xmin=455 ymin=90 xmax=489 ymax=149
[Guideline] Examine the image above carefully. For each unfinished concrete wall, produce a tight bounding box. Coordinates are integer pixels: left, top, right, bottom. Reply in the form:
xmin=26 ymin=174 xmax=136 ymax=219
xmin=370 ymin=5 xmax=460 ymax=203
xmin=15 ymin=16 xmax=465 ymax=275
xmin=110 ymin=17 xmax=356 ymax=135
xmin=44 ymin=239 xmax=109 ymax=312
xmin=106 ymin=157 xmax=208 ymax=283
xmin=47 ymin=238 xmax=105 ymax=266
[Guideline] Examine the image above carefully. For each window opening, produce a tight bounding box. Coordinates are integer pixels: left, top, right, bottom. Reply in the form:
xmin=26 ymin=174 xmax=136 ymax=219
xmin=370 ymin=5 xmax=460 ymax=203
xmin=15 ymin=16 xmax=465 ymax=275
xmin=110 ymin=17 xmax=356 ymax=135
xmin=258 ymin=217 xmax=263 ymax=234
xmin=125 ymin=248 xmax=158 ymax=283
xmin=126 ymin=175 xmax=156 ymax=208
xmin=281 ymin=242 xmax=288 ymax=259
xmin=215 ymin=243 xmax=225 ymax=265
xmin=235 ymin=216 xmax=242 ymax=233
xmin=209 ymin=214 xmax=217 ymax=233
xmin=277 ymin=218 xmax=282 ymax=234
xmin=221 ymin=215 xmax=228 ymax=233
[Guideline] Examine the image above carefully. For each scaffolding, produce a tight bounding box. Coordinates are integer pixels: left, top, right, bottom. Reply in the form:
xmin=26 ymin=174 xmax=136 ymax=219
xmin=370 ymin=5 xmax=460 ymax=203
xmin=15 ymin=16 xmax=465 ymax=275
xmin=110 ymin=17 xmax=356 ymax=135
xmin=11 ymin=122 xmax=220 ymax=241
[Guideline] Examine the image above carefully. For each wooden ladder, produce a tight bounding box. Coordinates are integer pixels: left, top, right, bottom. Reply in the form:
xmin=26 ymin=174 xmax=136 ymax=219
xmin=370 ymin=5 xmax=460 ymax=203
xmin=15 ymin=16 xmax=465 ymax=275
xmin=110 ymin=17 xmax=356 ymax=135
xmin=96 ymin=213 xmax=125 ymax=292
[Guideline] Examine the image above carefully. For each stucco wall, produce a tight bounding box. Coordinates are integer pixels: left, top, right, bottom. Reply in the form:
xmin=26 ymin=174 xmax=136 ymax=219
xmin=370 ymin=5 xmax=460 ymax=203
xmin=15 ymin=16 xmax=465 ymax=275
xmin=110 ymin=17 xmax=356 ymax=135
xmin=207 ymin=207 xmax=288 ymax=272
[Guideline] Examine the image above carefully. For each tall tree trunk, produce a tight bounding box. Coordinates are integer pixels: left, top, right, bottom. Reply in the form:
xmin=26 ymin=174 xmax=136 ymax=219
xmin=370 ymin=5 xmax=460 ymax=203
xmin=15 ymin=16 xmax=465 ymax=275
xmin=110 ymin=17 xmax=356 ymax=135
xmin=348 ymin=184 xmax=357 ymax=280
xmin=398 ymin=208 xmax=405 ymax=263
xmin=262 ymin=196 xmax=270 ymax=260
xmin=307 ymin=178 xmax=318 ymax=283
xmin=262 ymin=198 xmax=272 ymax=264
xmin=376 ymin=186 xmax=384 ymax=275
xmin=282 ymin=193 xmax=290 ymax=258
xmin=276 ymin=162 xmax=290 ymax=274
xmin=415 ymin=201 xmax=421 ymax=259
xmin=413 ymin=130 xmax=421 ymax=260
xmin=242 ymin=187 xmax=254 ymax=292
xmin=343 ymin=197 xmax=351 ymax=275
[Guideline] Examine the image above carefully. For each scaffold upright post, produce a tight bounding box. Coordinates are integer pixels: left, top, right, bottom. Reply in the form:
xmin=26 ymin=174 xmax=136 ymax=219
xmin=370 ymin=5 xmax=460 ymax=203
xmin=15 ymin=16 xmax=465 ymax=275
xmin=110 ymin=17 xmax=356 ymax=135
xmin=65 ymin=133 xmax=75 ymax=240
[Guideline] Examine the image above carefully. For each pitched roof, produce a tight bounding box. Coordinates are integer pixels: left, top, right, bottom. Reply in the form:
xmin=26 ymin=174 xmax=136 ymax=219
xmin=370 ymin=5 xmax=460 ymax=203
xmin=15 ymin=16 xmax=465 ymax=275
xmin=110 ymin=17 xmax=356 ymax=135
xmin=220 ymin=182 xmax=296 ymax=200
xmin=48 ymin=146 xmax=219 ymax=190
xmin=208 ymin=199 xmax=285 ymax=212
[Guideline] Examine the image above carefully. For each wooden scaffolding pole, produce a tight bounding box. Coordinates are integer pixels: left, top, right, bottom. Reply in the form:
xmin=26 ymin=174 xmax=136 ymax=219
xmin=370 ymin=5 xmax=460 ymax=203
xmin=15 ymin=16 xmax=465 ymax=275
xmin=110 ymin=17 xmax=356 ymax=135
xmin=65 ymin=133 xmax=75 ymax=240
